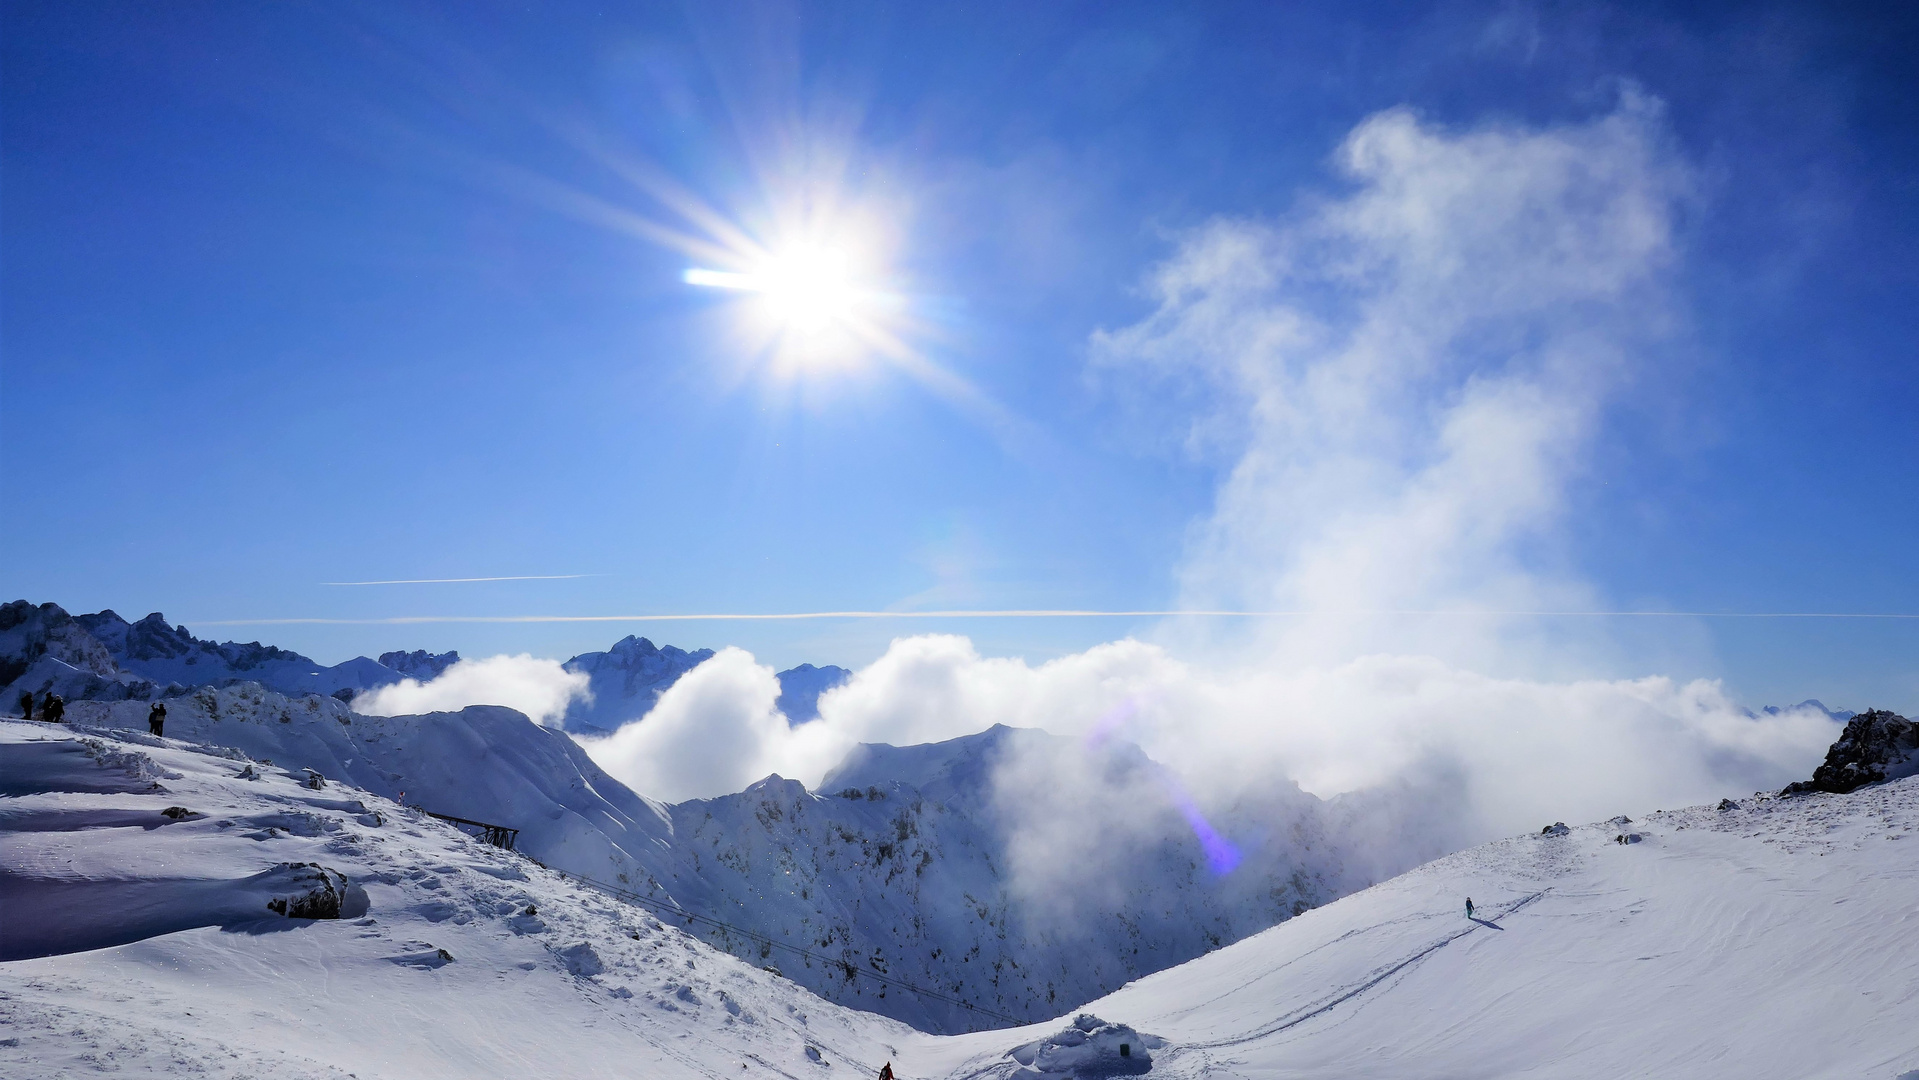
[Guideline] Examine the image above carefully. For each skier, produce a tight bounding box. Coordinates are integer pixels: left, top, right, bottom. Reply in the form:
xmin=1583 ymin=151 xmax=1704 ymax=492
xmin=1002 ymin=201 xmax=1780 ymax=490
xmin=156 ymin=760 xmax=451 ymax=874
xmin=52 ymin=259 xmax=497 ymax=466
xmin=148 ymin=701 xmax=167 ymax=737
xmin=44 ymin=694 xmax=65 ymax=723
xmin=1465 ymin=897 xmax=1475 ymax=920
xmin=877 ymin=1064 xmax=895 ymax=1080
xmin=18 ymin=691 xmax=32 ymax=720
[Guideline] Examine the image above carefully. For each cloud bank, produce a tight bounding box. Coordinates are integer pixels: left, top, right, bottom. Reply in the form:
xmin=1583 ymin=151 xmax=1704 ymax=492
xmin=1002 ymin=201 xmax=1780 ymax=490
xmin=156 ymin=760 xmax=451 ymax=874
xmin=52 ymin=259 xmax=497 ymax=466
xmin=577 ymin=96 xmax=1834 ymax=868
xmin=1097 ymin=90 xmax=1691 ymax=672
xmin=353 ymin=654 xmax=589 ymax=727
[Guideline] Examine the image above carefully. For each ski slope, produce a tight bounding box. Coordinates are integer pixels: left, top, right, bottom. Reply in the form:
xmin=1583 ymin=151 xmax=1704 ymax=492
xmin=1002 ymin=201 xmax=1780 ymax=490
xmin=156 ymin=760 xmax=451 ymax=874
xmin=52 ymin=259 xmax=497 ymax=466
xmin=906 ymin=777 xmax=1919 ymax=1080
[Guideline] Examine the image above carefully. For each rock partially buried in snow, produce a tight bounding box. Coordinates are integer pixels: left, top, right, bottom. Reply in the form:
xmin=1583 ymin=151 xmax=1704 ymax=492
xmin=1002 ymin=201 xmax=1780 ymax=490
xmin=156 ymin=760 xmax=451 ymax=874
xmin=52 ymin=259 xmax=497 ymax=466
xmin=1005 ymin=1014 xmax=1159 ymax=1078
xmin=558 ymin=942 xmax=605 ymax=977
xmin=261 ymin=862 xmax=368 ymax=920
xmin=1540 ymin=822 xmax=1570 ymax=836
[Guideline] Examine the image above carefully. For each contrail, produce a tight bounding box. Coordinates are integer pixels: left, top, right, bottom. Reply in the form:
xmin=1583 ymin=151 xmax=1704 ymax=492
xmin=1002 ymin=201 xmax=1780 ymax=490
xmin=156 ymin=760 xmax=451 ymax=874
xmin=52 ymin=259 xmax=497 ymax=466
xmin=321 ymin=575 xmax=595 ymax=586
xmin=191 ymin=609 xmax=1919 ymax=626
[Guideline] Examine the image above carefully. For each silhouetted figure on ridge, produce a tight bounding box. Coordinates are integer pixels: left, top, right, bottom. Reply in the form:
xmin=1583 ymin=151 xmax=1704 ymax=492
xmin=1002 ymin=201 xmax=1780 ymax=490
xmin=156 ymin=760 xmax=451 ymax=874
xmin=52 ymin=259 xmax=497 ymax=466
xmin=18 ymin=691 xmax=32 ymax=720
xmin=148 ymin=701 xmax=166 ymax=737
xmin=43 ymin=694 xmax=64 ymax=723
xmin=1466 ymin=897 xmax=1475 ymax=920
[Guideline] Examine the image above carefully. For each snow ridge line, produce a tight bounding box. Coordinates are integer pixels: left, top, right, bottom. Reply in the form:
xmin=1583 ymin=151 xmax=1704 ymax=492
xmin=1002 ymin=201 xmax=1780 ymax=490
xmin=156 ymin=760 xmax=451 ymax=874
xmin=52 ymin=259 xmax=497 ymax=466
xmin=551 ymin=869 xmax=1029 ymax=1028
xmin=1185 ymin=890 xmax=1551 ymax=1051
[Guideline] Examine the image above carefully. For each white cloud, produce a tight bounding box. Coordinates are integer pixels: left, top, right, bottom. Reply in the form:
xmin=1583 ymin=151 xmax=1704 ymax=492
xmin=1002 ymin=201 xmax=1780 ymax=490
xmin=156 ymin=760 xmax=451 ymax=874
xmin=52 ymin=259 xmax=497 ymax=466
xmin=578 ymin=96 xmax=1837 ymax=877
xmin=1095 ymin=90 xmax=1692 ymax=671
xmin=353 ymin=654 xmax=589 ymax=727
xmin=577 ymin=647 xmax=849 ymax=803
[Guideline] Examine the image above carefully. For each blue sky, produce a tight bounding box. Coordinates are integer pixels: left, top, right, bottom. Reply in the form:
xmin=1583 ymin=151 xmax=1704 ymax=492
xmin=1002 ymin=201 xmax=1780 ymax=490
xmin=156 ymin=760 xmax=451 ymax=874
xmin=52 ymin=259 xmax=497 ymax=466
xmin=3 ymin=0 xmax=1915 ymax=710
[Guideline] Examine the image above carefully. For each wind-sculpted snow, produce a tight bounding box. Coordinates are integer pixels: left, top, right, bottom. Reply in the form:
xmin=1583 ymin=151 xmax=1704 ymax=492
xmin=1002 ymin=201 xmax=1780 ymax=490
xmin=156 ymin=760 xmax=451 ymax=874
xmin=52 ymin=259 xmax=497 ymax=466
xmin=0 ymin=719 xmax=915 ymax=1079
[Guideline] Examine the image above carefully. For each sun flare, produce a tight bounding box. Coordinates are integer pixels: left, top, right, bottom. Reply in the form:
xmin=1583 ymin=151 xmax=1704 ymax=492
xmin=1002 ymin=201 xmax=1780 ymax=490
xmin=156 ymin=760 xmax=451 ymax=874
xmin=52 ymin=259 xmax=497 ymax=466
xmin=683 ymin=231 xmax=900 ymax=370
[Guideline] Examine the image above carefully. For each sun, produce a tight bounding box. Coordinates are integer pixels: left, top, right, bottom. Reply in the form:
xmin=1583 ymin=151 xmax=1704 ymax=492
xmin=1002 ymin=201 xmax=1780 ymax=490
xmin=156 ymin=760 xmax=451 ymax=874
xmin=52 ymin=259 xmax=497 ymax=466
xmin=683 ymin=233 xmax=898 ymax=371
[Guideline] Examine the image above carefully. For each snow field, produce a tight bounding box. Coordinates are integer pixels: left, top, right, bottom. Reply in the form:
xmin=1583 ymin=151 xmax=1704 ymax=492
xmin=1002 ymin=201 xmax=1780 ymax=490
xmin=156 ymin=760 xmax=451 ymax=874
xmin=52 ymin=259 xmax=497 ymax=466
xmin=907 ymin=780 xmax=1919 ymax=1079
xmin=7 ymin=716 xmax=1918 ymax=1078
xmin=0 ymin=720 xmax=914 ymax=1079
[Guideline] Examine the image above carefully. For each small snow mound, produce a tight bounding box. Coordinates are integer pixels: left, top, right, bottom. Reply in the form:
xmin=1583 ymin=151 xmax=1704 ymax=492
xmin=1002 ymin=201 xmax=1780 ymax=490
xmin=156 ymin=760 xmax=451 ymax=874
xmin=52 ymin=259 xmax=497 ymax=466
xmin=558 ymin=942 xmax=605 ymax=977
xmin=1003 ymin=1014 xmax=1159 ymax=1078
xmin=388 ymin=946 xmax=454 ymax=969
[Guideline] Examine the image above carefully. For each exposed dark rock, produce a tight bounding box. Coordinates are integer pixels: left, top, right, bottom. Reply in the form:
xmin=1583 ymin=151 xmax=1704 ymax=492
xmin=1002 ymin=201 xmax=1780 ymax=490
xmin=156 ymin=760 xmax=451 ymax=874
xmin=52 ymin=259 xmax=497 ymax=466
xmin=262 ymin=863 xmax=364 ymax=919
xmin=1780 ymin=710 xmax=1919 ymax=796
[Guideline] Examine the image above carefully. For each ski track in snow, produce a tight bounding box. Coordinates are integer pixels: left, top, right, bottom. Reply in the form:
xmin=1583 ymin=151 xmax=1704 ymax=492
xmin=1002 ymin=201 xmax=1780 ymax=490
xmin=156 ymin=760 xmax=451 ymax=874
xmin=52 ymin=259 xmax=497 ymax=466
xmin=4 ymin=717 xmax=1919 ymax=1078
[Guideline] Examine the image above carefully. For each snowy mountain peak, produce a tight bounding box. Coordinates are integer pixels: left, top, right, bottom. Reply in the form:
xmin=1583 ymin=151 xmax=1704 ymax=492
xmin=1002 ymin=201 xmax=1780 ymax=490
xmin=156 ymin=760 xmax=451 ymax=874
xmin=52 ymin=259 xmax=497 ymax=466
xmin=822 ymin=723 xmax=1037 ymax=797
xmin=377 ymin=648 xmax=461 ymax=680
xmin=1752 ymin=697 xmax=1857 ymax=721
xmin=0 ymin=600 xmax=120 ymax=687
xmin=77 ymin=607 xmax=313 ymax=674
xmin=774 ymin=663 xmax=851 ymax=724
xmin=558 ymin=636 xmax=716 ymax=732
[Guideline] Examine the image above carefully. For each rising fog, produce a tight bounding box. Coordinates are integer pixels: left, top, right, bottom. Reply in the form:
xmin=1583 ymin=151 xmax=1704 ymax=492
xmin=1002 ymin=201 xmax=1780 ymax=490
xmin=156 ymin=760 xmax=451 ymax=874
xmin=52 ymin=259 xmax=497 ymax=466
xmin=402 ymin=95 xmax=1839 ymax=879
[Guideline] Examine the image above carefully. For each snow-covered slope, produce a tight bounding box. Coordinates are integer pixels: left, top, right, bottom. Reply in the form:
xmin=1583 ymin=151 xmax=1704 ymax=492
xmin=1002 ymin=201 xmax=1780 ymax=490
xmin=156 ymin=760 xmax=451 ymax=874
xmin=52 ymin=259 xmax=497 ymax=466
xmin=0 ymin=719 xmax=913 ymax=1079
xmin=632 ymin=725 xmax=1392 ymax=1034
xmin=9 ymin=718 xmax=1916 ymax=1078
xmin=60 ymin=685 xmax=691 ymax=891
xmin=902 ymin=777 xmax=1919 ymax=1080
xmin=56 ymin=686 xmax=1395 ymax=1036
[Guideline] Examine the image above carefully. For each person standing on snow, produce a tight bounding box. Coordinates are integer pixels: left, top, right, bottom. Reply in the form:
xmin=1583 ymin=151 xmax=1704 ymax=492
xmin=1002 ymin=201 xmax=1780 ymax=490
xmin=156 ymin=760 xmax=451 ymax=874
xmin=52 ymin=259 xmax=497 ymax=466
xmin=1466 ymin=898 xmax=1475 ymax=920
xmin=18 ymin=691 xmax=32 ymax=720
xmin=43 ymin=694 xmax=64 ymax=723
xmin=878 ymin=1064 xmax=895 ymax=1080
xmin=148 ymin=701 xmax=166 ymax=737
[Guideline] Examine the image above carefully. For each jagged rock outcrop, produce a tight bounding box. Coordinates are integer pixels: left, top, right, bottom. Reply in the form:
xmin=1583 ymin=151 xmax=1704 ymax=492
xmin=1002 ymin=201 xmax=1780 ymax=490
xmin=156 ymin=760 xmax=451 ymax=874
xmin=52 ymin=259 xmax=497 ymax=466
xmin=0 ymin=600 xmax=121 ymax=688
xmin=379 ymin=649 xmax=462 ymax=680
xmin=1782 ymin=709 xmax=1919 ymax=795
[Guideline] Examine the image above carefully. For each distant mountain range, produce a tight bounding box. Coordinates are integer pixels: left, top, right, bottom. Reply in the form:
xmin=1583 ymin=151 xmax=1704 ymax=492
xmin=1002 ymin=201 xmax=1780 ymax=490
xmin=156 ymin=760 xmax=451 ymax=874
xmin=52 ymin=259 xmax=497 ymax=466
xmin=0 ymin=596 xmax=1411 ymax=1031
xmin=0 ymin=595 xmax=1863 ymax=1034
xmin=1 ymin=600 xmax=848 ymax=729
